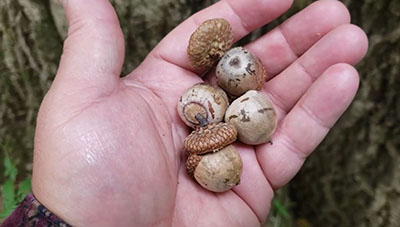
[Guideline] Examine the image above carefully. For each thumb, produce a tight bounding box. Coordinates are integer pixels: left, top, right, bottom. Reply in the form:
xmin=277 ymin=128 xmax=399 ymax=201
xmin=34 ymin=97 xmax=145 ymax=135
xmin=52 ymin=0 xmax=125 ymax=103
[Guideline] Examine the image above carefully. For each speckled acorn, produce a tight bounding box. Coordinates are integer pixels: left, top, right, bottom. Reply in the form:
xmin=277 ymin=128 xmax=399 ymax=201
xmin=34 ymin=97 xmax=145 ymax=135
xmin=186 ymin=145 xmax=243 ymax=192
xmin=178 ymin=83 xmax=229 ymax=129
xmin=216 ymin=47 xmax=266 ymax=97
xmin=187 ymin=18 xmax=234 ymax=72
xmin=225 ymin=90 xmax=277 ymax=145
xmin=184 ymin=122 xmax=237 ymax=155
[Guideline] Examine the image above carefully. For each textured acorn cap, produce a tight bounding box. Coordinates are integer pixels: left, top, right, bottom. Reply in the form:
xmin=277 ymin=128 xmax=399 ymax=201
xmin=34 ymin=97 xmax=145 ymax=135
xmin=184 ymin=122 xmax=237 ymax=155
xmin=186 ymin=154 xmax=202 ymax=178
xmin=187 ymin=18 xmax=233 ymax=72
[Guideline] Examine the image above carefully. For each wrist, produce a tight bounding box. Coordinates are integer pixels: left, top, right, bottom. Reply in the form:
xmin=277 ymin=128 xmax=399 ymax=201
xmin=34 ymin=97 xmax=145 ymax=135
xmin=0 ymin=194 xmax=71 ymax=227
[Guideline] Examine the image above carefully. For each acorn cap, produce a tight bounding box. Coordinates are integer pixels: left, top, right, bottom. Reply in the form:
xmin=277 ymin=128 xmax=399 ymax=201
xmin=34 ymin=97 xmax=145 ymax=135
xmin=187 ymin=18 xmax=234 ymax=71
xmin=186 ymin=154 xmax=202 ymax=178
xmin=184 ymin=122 xmax=237 ymax=155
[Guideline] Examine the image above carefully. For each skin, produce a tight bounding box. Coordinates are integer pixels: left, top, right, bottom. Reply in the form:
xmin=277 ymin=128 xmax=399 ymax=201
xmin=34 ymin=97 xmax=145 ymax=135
xmin=32 ymin=0 xmax=368 ymax=226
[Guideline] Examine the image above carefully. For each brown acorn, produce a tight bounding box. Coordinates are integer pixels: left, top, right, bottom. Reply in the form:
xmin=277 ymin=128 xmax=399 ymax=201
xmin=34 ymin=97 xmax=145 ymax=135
xmin=187 ymin=18 xmax=234 ymax=72
xmin=184 ymin=122 xmax=237 ymax=155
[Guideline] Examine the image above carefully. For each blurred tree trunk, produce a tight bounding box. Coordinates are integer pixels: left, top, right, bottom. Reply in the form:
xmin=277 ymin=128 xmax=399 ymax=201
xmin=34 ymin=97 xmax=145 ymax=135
xmin=0 ymin=0 xmax=63 ymax=176
xmin=0 ymin=0 xmax=399 ymax=226
xmin=291 ymin=0 xmax=400 ymax=226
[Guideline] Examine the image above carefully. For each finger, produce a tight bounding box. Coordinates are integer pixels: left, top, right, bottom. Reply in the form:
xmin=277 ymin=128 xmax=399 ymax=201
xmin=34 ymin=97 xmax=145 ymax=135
xmin=54 ymin=0 xmax=124 ymax=96
xmin=204 ymin=0 xmax=351 ymax=85
xmin=264 ymin=24 xmax=368 ymax=117
xmin=173 ymin=166 xmax=260 ymax=227
xmin=246 ymin=0 xmax=351 ymax=77
xmin=148 ymin=0 xmax=293 ymax=73
xmin=232 ymin=144 xmax=274 ymax=224
xmin=256 ymin=63 xmax=359 ymax=189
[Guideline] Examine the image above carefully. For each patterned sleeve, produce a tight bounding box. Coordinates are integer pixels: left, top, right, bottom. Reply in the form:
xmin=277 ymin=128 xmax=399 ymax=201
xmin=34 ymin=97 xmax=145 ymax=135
xmin=1 ymin=194 xmax=71 ymax=227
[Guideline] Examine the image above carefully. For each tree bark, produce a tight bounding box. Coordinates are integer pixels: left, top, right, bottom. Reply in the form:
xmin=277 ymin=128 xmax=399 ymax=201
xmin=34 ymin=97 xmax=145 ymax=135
xmin=291 ymin=0 xmax=400 ymax=226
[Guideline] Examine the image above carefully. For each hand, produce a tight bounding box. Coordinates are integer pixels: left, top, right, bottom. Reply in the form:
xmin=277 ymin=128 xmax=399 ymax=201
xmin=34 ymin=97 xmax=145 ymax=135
xmin=32 ymin=0 xmax=368 ymax=226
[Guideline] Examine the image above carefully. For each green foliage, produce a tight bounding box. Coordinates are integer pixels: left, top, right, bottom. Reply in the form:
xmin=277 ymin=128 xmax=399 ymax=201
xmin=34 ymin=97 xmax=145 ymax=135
xmin=269 ymin=197 xmax=293 ymax=227
xmin=0 ymin=152 xmax=32 ymax=219
xmin=272 ymin=198 xmax=290 ymax=220
xmin=265 ymin=187 xmax=294 ymax=227
xmin=0 ymin=179 xmax=15 ymax=218
xmin=3 ymin=154 xmax=17 ymax=182
xmin=16 ymin=179 xmax=32 ymax=203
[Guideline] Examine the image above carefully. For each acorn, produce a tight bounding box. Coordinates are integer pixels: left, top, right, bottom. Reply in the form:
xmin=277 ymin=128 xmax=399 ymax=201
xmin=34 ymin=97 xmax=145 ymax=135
xmin=186 ymin=145 xmax=243 ymax=192
xmin=216 ymin=47 xmax=267 ymax=97
xmin=187 ymin=18 xmax=234 ymax=72
xmin=225 ymin=90 xmax=277 ymax=145
xmin=177 ymin=83 xmax=229 ymax=129
xmin=184 ymin=122 xmax=237 ymax=155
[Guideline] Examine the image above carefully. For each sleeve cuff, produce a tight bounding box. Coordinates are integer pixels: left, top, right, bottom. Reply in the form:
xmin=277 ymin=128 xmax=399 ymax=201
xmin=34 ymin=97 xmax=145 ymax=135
xmin=1 ymin=194 xmax=71 ymax=227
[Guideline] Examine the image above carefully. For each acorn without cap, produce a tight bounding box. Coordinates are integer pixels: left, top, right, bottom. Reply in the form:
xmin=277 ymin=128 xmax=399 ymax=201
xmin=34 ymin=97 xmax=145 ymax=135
xmin=216 ymin=47 xmax=267 ymax=97
xmin=225 ymin=90 xmax=277 ymax=145
xmin=177 ymin=83 xmax=229 ymax=129
xmin=187 ymin=18 xmax=234 ymax=72
xmin=186 ymin=145 xmax=243 ymax=192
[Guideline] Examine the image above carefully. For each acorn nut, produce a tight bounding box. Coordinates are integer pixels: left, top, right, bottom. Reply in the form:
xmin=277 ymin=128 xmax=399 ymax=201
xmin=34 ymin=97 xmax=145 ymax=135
xmin=186 ymin=145 xmax=243 ymax=192
xmin=225 ymin=90 xmax=277 ymax=145
xmin=178 ymin=83 xmax=229 ymax=129
xmin=184 ymin=122 xmax=237 ymax=155
xmin=187 ymin=18 xmax=234 ymax=72
xmin=216 ymin=47 xmax=267 ymax=97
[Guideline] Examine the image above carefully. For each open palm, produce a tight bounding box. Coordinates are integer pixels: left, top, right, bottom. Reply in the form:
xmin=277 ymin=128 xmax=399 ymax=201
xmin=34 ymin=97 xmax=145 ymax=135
xmin=32 ymin=0 xmax=368 ymax=226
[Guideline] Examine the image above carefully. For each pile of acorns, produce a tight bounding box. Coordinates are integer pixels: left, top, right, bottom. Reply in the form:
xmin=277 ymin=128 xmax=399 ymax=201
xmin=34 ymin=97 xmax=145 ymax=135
xmin=177 ymin=18 xmax=277 ymax=192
